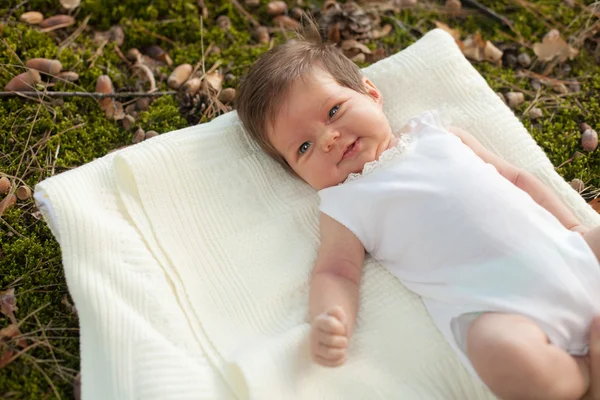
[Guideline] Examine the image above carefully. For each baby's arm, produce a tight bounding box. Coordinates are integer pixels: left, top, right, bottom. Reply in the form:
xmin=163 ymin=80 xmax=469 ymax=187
xmin=449 ymin=126 xmax=583 ymax=231
xmin=309 ymin=212 xmax=365 ymax=367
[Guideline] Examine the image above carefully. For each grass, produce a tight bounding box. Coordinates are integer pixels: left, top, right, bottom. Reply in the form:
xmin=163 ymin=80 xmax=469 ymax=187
xmin=0 ymin=0 xmax=598 ymax=398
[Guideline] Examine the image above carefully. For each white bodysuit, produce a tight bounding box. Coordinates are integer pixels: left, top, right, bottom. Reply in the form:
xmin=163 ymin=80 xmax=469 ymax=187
xmin=318 ymin=111 xmax=600 ymax=374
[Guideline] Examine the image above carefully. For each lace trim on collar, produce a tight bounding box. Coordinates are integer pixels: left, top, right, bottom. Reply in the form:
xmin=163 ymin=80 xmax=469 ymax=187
xmin=343 ymin=133 xmax=413 ymax=184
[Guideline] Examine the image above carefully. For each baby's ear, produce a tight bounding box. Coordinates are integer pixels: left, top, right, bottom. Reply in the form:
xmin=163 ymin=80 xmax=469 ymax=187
xmin=362 ymin=77 xmax=383 ymax=105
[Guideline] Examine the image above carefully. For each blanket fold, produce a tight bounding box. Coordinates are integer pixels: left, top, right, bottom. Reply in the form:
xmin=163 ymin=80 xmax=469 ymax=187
xmin=35 ymin=28 xmax=599 ymax=400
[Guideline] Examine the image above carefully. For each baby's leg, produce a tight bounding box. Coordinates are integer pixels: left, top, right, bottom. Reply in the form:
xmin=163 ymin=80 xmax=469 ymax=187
xmin=466 ymin=313 xmax=589 ymax=400
xmin=583 ymin=226 xmax=600 ymax=262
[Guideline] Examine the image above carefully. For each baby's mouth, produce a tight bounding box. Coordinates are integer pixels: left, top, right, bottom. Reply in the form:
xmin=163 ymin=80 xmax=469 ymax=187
xmin=342 ymin=139 xmax=359 ymax=160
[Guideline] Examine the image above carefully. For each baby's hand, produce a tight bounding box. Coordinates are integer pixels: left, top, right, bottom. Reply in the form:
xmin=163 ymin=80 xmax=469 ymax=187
xmin=310 ymin=306 xmax=349 ymax=367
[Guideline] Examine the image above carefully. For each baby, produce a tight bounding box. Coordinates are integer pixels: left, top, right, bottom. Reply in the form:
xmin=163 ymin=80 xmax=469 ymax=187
xmin=236 ymin=22 xmax=600 ymax=400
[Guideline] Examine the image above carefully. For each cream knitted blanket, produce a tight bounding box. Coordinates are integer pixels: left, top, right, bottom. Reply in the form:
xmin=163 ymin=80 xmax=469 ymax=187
xmin=35 ymin=29 xmax=600 ymax=400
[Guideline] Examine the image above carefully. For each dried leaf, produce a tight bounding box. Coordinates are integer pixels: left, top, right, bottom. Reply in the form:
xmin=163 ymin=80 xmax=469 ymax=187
xmin=205 ymin=70 xmax=224 ymax=93
xmin=461 ymin=33 xmax=486 ymax=61
xmin=0 ymin=289 xmax=17 ymax=318
xmin=532 ymin=29 xmax=578 ymax=62
xmin=433 ymin=21 xmax=461 ymax=41
xmin=0 ymin=324 xmax=20 ymax=340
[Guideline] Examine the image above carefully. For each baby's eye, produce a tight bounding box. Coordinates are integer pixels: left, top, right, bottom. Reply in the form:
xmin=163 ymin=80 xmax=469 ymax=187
xmin=329 ymin=105 xmax=340 ymax=119
xmin=298 ymin=141 xmax=312 ymax=155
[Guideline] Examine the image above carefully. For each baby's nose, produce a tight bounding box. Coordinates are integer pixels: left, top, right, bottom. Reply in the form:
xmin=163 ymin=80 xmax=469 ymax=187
xmin=320 ymin=131 xmax=341 ymax=152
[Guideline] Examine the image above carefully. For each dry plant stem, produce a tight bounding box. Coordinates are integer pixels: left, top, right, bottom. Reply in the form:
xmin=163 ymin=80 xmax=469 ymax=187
xmin=34 ymin=314 xmax=67 ymax=382
xmin=461 ymin=0 xmax=525 ymax=43
xmin=0 ymin=91 xmax=177 ymax=98
xmin=22 ymin=353 xmax=62 ymax=400
xmin=88 ymin=40 xmax=107 ymax=68
xmin=59 ymin=15 xmax=91 ymax=51
xmin=15 ymin=103 xmax=40 ymax=183
xmin=136 ymin=25 xmax=177 ymax=46
xmin=230 ymin=0 xmax=260 ymax=28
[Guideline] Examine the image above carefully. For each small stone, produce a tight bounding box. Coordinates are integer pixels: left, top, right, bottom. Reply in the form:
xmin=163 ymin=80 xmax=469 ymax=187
xmin=504 ymin=92 xmax=524 ymax=109
xmin=502 ymin=53 xmax=517 ymax=69
xmin=122 ymin=115 xmax=135 ymax=131
xmin=245 ymin=0 xmax=260 ymax=6
xmin=569 ymin=178 xmax=585 ymax=193
xmin=132 ymin=128 xmax=145 ymax=144
xmin=224 ymin=73 xmax=236 ymax=83
xmin=581 ymin=129 xmax=598 ymax=152
xmin=217 ymin=15 xmax=231 ymax=31
xmin=516 ymin=53 xmax=531 ymax=68
xmin=528 ymin=107 xmax=543 ymax=120
xmin=0 ymin=177 xmax=10 ymax=195
xmin=182 ymin=78 xmax=202 ymax=94
xmin=16 ymin=186 xmax=31 ymax=201
xmin=530 ymin=79 xmax=542 ymax=91
xmin=267 ymin=1 xmax=288 ymax=16
xmin=145 ymin=130 xmax=159 ymax=140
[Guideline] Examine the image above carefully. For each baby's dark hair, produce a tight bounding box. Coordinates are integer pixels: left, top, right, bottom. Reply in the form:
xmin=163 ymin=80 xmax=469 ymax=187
xmin=236 ymin=15 xmax=368 ymax=171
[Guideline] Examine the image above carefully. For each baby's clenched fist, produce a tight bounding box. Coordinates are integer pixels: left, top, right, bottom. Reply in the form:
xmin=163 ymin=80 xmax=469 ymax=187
xmin=310 ymin=306 xmax=349 ymax=367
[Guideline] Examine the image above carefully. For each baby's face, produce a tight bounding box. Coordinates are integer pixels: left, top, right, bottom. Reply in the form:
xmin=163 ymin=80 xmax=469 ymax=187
xmin=269 ymin=66 xmax=394 ymax=190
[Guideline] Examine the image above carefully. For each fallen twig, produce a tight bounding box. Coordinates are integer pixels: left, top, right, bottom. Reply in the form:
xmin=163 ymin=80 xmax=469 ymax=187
xmin=0 ymin=91 xmax=177 ymax=98
xmin=230 ymin=0 xmax=260 ymax=28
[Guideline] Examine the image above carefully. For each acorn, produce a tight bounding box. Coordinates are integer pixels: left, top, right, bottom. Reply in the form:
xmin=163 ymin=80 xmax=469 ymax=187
xmin=5 ymin=70 xmax=41 ymax=91
xmin=254 ymin=26 xmax=270 ymax=44
xmin=136 ymin=97 xmax=151 ymax=111
xmin=581 ymin=128 xmax=598 ymax=152
xmin=122 ymin=115 xmax=135 ymax=131
xmin=218 ymin=87 xmax=236 ymax=104
xmin=445 ymin=0 xmax=462 ymax=12
xmin=291 ymin=7 xmax=304 ymax=20
xmin=182 ymin=78 xmax=202 ymax=94
xmin=95 ymin=75 xmax=114 ymax=111
xmin=273 ymin=15 xmax=300 ymax=30
xmin=20 ymin=11 xmax=44 ymax=24
xmin=144 ymin=45 xmax=172 ymax=66
xmin=267 ymin=1 xmax=288 ymax=16
xmin=127 ymin=48 xmax=142 ymax=62
xmin=569 ymin=178 xmax=585 ymax=193
xmin=0 ymin=177 xmax=10 ymax=195
xmin=504 ymin=92 xmax=524 ymax=109
xmin=39 ymin=15 xmax=75 ymax=31
xmin=57 ymin=71 xmax=79 ymax=82
xmin=60 ymin=0 xmax=81 ymax=10
xmin=145 ymin=130 xmax=159 ymax=140
xmin=132 ymin=128 xmax=145 ymax=144
xmin=168 ymin=64 xmax=192 ymax=89
xmin=25 ymin=58 xmax=62 ymax=75
xmin=579 ymin=122 xmax=592 ymax=133
xmin=0 ymin=194 xmax=17 ymax=216
xmin=16 ymin=186 xmax=31 ymax=201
